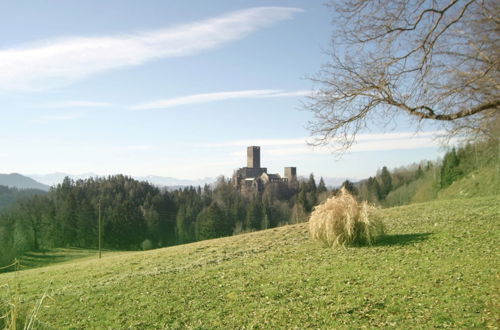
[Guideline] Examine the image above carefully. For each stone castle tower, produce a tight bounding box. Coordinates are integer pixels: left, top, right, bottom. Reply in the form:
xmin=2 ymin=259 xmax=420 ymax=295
xmin=284 ymin=167 xmax=297 ymax=183
xmin=232 ymin=146 xmax=297 ymax=192
xmin=247 ymin=146 xmax=261 ymax=168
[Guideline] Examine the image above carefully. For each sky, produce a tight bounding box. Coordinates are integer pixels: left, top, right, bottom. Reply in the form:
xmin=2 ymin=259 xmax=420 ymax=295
xmin=0 ymin=0 xmax=449 ymax=181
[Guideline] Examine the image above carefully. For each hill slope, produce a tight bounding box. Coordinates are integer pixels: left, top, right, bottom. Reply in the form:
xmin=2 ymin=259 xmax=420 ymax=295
xmin=1 ymin=196 xmax=498 ymax=328
xmin=438 ymin=166 xmax=500 ymax=199
xmin=0 ymin=173 xmax=50 ymax=191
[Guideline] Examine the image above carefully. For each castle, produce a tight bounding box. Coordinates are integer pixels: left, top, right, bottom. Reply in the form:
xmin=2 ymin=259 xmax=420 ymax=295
xmin=232 ymin=146 xmax=297 ymax=192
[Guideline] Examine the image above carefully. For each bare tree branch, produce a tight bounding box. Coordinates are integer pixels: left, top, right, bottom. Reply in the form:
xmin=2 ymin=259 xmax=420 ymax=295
xmin=307 ymin=0 xmax=500 ymax=152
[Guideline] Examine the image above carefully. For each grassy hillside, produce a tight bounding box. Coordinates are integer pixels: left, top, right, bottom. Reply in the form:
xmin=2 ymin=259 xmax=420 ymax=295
xmin=373 ymin=139 xmax=500 ymax=208
xmin=2 ymin=248 xmax=113 ymax=273
xmin=1 ymin=196 xmax=498 ymax=328
xmin=438 ymin=166 xmax=500 ymax=199
xmin=383 ymin=160 xmax=499 ymax=207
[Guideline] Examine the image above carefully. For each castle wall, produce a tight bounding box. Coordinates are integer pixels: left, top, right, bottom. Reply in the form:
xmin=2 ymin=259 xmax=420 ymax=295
xmin=237 ymin=167 xmax=267 ymax=178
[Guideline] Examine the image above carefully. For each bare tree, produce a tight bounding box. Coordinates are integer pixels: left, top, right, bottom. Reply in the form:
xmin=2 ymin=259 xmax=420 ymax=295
xmin=306 ymin=0 xmax=499 ymax=152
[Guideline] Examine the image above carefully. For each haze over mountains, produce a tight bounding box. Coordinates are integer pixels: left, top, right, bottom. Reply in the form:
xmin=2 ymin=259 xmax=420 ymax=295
xmin=28 ymin=173 xmax=217 ymax=188
xmin=0 ymin=173 xmax=50 ymax=191
xmin=0 ymin=172 xmax=349 ymax=191
xmin=28 ymin=173 xmax=349 ymax=188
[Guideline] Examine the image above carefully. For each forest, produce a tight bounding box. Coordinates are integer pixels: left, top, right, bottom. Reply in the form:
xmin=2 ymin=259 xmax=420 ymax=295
xmin=0 ymin=172 xmax=328 ymax=267
xmin=355 ymin=137 xmax=498 ymax=207
xmin=1 ymin=137 xmax=497 ymax=269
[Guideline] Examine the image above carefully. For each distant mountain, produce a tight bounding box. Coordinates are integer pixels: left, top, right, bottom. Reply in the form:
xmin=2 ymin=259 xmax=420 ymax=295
xmin=137 ymin=175 xmax=216 ymax=187
xmin=321 ymin=177 xmax=354 ymax=188
xmin=29 ymin=172 xmax=216 ymax=188
xmin=29 ymin=172 xmax=98 ymax=186
xmin=29 ymin=172 xmax=349 ymax=189
xmin=0 ymin=173 xmax=51 ymax=191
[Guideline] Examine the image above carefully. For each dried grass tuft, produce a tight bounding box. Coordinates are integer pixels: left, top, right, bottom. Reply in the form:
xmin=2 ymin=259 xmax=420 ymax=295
xmin=309 ymin=187 xmax=384 ymax=247
xmin=0 ymin=281 xmax=53 ymax=330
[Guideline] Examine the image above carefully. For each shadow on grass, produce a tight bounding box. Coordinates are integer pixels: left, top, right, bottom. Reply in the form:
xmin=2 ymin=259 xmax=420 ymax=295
xmin=1 ymin=248 xmax=99 ymax=273
xmin=19 ymin=254 xmax=69 ymax=270
xmin=374 ymin=233 xmax=432 ymax=247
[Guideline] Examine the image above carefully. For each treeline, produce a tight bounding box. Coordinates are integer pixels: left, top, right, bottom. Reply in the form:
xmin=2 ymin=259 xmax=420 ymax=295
xmin=0 ymin=174 xmax=329 ymax=267
xmin=352 ymin=137 xmax=499 ymax=207
xmin=2 ymin=137 xmax=497 ymax=268
xmin=0 ymin=185 xmax=46 ymax=210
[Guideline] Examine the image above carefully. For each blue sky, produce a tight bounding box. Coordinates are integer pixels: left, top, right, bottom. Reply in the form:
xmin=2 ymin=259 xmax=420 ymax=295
xmin=0 ymin=1 xmax=447 ymax=181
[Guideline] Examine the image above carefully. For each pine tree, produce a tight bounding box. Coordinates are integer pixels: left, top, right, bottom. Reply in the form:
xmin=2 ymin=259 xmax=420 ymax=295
xmin=245 ymin=199 xmax=262 ymax=230
xmin=317 ymin=177 xmax=327 ymax=193
xmin=76 ymin=199 xmax=96 ymax=247
xmin=341 ymin=180 xmax=357 ymax=196
xmin=307 ymin=173 xmax=317 ymax=193
xmin=440 ymin=148 xmax=462 ymax=187
xmin=195 ymin=202 xmax=228 ymax=240
xmin=378 ymin=166 xmax=393 ymax=199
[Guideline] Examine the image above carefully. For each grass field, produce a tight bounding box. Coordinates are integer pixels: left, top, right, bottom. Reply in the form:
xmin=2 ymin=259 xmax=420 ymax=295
xmin=1 ymin=195 xmax=498 ymax=328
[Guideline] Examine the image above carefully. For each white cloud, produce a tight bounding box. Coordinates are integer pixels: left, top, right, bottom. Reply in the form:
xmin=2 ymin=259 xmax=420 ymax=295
xmin=45 ymin=101 xmax=112 ymax=108
xmin=350 ymin=137 xmax=439 ymax=152
xmin=130 ymin=89 xmax=310 ymax=110
xmin=264 ymin=138 xmax=439 ymax=156
xmin=205 ymin=131 xmax=448 ymax=156
xmin=205 ymin=137 xmax=307 ymax=148
xmin=0 ymin=7 xmax=302 ymax=91
xmin=355 ymin=130 xmax=447 ymax=141
xmin=264 ymin=90 xmax=311 ymax=98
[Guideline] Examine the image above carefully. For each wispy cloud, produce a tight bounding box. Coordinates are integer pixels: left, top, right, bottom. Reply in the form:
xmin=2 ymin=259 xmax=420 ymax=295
xmin=207 ymin=131 xmax=448 ymax=156
xmin=205 ymin=137 xmax=307 ymax=148
xmin=355 ymin=130 xmax=446 ymax=141
xmin=206 ymin=131 xmax=447 ymax=149
xmin=131 ymin=89 xmax=310 ymax=110
xmin=0 ymin=7 xmax=302 ymax=91
xmin=265 ymin=137 xmax=441 ymax=156
xmin=265 ymin=90 xmax=310 ymax=98
xmin=44 ymin=101 xmax=113 ymax=108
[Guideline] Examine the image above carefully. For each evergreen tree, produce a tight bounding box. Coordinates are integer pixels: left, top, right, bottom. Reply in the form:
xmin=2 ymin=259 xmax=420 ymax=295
xmin=175 ymin=205 xmax=189 ymax=243
xmin=378 ymin=166 xmax=393 ymax=199
xmin=341 ymin=180 xmax=357 ymax=196
xmin=307 ymin=173 xmax=317 ymax=193
xmin=297 ymin=189 xmax=309 ymax=212
xmin=245 ymin=199 xmax=262 ymax=230
xmin=441 ymin=148 xmax=462 ymax=187
xmin=416 ymin=165 xmax=424 ymax=179
xmin=367 ymin=177 xmax=381 ymax=202
xmin=317 ymin=177 xmax=327 ymax=193
xmin=76 ymin=199 xmax=96 ymax=247
xmin=195 ymin=202 xmax=228 ymax=240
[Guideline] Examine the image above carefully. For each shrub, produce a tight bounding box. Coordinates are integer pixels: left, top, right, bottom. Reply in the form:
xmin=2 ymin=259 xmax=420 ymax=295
xmin=140 ymin=239 xmax=154 ymax=251
xmin=309 ymin=188 xmax=384 ymax=247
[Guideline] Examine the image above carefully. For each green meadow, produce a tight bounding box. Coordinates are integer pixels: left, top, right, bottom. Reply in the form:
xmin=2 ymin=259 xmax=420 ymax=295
xmin=1 ymin=195 xmax=498 ymax=328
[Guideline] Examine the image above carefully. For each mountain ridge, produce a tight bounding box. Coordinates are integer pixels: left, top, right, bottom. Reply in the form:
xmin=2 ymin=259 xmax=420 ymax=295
xmin=28 ymin=172 xmax=217 ymax=187
xmin=28 ymin=172 xmax=351 ymax=188
xmin=0 ymin=173 xmax=50 ymax=191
